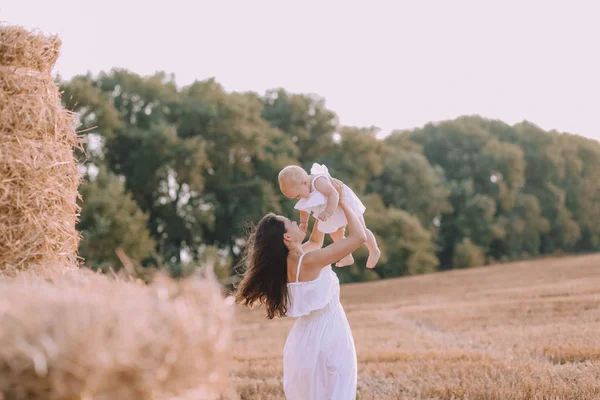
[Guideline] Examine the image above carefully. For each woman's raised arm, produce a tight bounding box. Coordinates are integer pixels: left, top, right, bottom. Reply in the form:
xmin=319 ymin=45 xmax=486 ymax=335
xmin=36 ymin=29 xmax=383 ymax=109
xmin=302 ymin=179 xmax=366 ymax=271
xmin=301 ymin=220 xmax=324 ymax=253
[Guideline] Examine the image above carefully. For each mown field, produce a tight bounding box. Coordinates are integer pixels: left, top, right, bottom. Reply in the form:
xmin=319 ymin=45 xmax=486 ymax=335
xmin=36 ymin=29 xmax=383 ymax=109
xmin=227 ymin=254 xmax=600 ymax=399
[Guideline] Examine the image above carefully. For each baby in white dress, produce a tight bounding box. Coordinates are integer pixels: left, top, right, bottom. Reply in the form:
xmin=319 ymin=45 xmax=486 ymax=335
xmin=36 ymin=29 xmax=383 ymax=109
xmin=278 ymin=163 xmax=380 ymax=268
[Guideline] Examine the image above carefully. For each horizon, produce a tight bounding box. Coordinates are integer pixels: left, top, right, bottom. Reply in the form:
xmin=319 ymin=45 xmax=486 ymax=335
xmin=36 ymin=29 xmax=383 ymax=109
xmin=4 ymin=0 xmax=599 ymax=141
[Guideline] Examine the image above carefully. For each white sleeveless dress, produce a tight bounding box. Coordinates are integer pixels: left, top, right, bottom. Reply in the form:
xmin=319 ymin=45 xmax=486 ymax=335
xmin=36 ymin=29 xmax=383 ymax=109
xmin=283 ymin=254 xmax=357 ymax=399
xmin=294 ymin=163 xmax=366 ymax=234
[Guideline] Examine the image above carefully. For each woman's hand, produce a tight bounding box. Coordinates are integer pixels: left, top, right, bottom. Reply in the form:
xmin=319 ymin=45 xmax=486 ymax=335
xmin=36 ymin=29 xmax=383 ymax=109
xmin=331 ymin=178 xmax=345 ymax=202
xmin=299 ymin=221 xmax=308 ymax=232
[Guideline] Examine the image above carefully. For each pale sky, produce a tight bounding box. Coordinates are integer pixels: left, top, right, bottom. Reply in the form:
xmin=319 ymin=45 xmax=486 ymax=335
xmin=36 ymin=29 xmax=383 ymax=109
xmin=3 ymin=0 xmax=599 ymax=141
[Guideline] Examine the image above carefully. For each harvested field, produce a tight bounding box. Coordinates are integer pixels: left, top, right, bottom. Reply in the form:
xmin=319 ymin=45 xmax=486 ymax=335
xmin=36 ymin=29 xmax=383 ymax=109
xmin=229 ymin=254 xmax=600 ymax=399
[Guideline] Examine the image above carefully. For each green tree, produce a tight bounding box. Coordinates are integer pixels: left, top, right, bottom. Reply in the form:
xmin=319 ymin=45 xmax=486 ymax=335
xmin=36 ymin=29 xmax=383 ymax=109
xmin=261 ymin=89 xmax=337 ymax=166
xmin=364 ymin=195 xmax=439 ymax=278
xmin=570 ymin=137 xmax=600 ymax=250
xmin=487 ymin=120 xmax=582 ymax=253
xmin=409 ymin=117 xmax=525 ymax=211
xmin=177 ymin=81 xmax=297 ymax=249
xmin=453 ymin=238 xmax=486 ymax=268
xmin=475 ymin=139 xmax=525 ymax=211
xmin=436 ymin=180 xmax=499 ymax=268
xmin=369 ymin=132 xmax=451 ymax=228
xmin=410 ymin=118 xmax=491 ymax=183
xmin=490 ymin=194 xmax=550 ymax=260
xmin=325 ymin=126 xmax=384 ymax=193
xmin=105 ymin=123 xmax=212 ymax=263
xmin=77 ymin=167 xmax=155 ymax=271
xmin=62 ymin=70 xmax=600 ymax=280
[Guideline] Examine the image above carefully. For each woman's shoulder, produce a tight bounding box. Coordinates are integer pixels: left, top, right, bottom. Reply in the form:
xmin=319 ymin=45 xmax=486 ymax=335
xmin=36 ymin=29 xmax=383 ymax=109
xmin=285 ymin=265 xmax=337 ymax=317
xmin=298 ymin=250 xmax=331 ymax=276
xmin=287 ymin=264 xmax=331 ymax=286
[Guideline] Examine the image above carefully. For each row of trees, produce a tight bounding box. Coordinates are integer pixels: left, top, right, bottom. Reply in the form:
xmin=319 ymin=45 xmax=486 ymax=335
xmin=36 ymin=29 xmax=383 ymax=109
xmin=61 ymin=70 xmax=600 ymax=283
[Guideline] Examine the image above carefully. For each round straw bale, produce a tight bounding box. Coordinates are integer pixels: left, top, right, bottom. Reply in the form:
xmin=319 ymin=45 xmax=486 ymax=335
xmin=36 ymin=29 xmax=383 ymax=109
xmin=0 ymin=268 xmax=233 ymax=399
xmin=0 ymin=25 xmax=81 ymax=274
xmin=0 ymin=26 xmax=61 ymax=73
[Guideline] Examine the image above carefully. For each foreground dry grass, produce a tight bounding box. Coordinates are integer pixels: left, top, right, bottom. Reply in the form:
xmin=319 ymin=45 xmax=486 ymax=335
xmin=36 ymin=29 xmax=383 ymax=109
xmin=228 ymin=254 xmax=600 ymax=399
xmin=0 ymin=266 xmax=233 ymax=399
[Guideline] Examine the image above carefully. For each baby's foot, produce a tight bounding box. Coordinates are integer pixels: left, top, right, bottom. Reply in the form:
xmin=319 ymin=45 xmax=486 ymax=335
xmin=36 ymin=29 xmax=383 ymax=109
xmin=366 ymin=248 xmax=381 ymax=269
xmin=336 ymin=254 xmax=354 ymax=267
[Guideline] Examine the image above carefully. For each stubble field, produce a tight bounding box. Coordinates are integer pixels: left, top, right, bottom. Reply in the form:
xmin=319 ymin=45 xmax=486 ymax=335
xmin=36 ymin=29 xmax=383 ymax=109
xmin=227 ymin=254 xmax=600 ymax=399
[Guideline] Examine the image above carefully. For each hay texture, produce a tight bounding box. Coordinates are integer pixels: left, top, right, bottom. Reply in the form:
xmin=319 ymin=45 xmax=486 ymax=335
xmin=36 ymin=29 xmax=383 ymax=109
xmin=0 ymin=268 xmax=233 ymax=400
xmin=0 ymin=25 xmax=82 ymax=274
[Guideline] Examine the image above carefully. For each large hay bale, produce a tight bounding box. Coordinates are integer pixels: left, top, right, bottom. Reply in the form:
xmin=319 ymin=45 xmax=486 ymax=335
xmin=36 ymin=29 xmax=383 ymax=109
xmin=0 ymin=25 xmax=81 ymax=274
xmin=0 ymin=268 xmax=233 ymax=399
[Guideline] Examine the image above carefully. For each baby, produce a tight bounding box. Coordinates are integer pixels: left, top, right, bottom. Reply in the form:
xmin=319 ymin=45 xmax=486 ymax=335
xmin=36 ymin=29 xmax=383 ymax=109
xmin=278 ymin=163 xmax=380 ymax=268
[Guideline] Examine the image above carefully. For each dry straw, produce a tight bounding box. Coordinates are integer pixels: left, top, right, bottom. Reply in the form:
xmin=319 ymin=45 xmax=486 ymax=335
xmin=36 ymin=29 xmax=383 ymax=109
xmin=0 ymin=25 xmax=235 ymax=399
xmin=0 ymin=27 xmax=61 ymax=73
xmin=0 ymin=267 xmax=234 ymax=400
xmin=0 ymin=25 xmax=82 ymax=274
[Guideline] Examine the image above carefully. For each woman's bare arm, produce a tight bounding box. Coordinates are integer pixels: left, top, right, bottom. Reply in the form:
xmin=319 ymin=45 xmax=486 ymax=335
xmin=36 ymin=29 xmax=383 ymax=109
xmin=302 ymin=180 xmax=366 ymax=271
xmin=301 ymin=220 xmax=324 ymax=253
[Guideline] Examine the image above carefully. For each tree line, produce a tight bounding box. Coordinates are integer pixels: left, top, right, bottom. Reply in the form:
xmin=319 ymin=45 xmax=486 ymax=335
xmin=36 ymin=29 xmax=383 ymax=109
xmin=61 ymin=70 xmax=600 ymax=283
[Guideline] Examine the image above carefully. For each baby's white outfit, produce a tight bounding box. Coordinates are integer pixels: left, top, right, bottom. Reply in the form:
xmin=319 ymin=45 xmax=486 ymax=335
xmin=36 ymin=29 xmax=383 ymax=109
xmin=294 ymin=163 xmax=366 ymax=234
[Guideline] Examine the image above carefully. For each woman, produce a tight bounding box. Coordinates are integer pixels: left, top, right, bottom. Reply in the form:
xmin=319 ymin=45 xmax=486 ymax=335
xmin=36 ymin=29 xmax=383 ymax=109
xmin=235 ymin=179 xmax=366 ymax=399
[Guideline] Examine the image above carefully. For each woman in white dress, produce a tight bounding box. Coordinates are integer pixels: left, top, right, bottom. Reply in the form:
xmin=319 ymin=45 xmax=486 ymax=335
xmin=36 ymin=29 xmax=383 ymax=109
xmin=235 ymin=179 xmax=366 ymax=399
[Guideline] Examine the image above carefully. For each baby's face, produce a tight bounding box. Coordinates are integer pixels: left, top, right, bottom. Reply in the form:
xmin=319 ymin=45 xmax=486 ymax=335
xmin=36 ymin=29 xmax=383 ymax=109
xmin=281 ymin=180 xmax=311 ymax=200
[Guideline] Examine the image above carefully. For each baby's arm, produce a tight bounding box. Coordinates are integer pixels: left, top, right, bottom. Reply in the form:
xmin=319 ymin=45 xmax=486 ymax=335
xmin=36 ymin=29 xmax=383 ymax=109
xmin=314 ymin=177 xmax=339 ymax=221
xmin=299 ymin=210 xmax=310 ymax=232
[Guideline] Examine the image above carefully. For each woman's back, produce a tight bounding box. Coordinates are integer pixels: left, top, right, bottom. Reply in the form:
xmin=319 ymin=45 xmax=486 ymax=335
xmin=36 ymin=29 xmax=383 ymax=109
xmin=286 ymin=254 xmax=340 ymax=318
xmin=283 ymin=254 xmax=356 ymax=399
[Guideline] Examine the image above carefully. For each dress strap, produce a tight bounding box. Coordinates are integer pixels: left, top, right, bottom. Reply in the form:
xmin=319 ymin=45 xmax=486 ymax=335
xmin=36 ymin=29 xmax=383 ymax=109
xmin=295 ymin=253 xmax=305 ymax=282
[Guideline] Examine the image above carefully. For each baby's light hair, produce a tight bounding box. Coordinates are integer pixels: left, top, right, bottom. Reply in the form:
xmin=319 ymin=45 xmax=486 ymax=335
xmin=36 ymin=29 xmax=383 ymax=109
xmin=278 ymin=165 xmax=307 ymax=188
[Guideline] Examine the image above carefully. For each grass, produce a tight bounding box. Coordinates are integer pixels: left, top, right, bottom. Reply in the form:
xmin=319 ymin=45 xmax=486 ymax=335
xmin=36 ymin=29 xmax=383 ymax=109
xmin=0 ymin=266 xmax=233 ymax=400
xmin=226 ymin=254 xmax=600 ymax=399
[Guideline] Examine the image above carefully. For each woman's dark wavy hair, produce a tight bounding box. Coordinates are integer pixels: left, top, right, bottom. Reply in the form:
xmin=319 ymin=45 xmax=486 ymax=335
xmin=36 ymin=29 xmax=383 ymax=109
xmin=235 ymin=213 xmax=290 ymax=319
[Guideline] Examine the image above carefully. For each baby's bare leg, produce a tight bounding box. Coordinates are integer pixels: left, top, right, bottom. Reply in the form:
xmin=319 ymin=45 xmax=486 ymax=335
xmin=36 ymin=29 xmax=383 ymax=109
xmin=330 ymin=226 xmax=354 ymax=267
xmin=360 ymin=215 xmax=381 ymax=269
